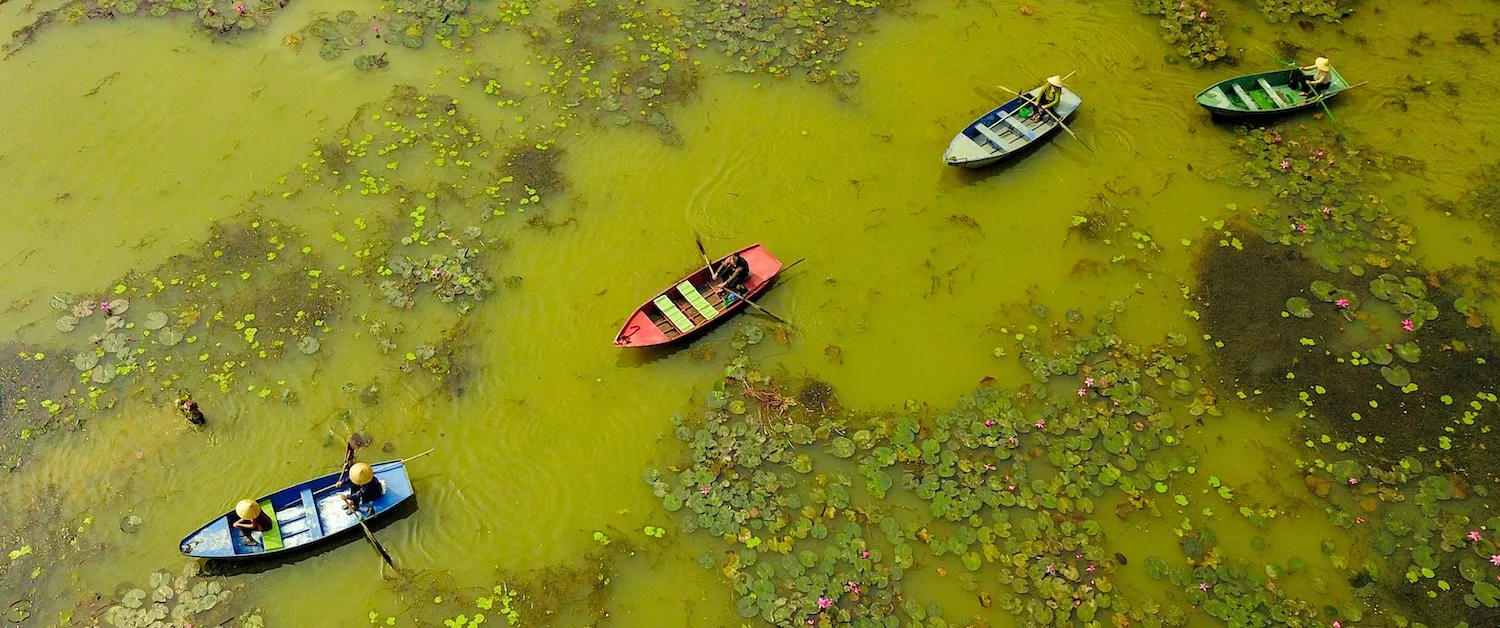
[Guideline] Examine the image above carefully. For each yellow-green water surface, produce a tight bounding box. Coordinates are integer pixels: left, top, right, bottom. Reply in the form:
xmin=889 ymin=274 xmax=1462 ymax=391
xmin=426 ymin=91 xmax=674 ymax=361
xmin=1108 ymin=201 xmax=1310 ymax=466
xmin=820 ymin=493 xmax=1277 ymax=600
xmin=3 ymin=0 xmax=1500 ymax=626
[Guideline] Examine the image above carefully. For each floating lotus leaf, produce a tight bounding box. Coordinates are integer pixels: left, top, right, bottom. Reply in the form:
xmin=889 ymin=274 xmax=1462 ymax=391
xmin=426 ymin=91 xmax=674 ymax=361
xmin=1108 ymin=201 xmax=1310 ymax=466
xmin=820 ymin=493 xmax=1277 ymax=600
xmin=1393 ymin=293 xmax=1418 ymax=315
xmin=238 ymin=16 xmax=257 ymax=30
xmin=104 ymin=316 xmax=125 ymax=331
xmin=143 ymin=312 xmax=169 ymax=330
xmin=403 ymin=34 xmax=424 ymax=48
xmin=1414 ymin=299 xmax=1439 ymax=321
xmin=103 ymin=333 xmax=127 ymax=353
xmin=1285 ymin=297 xmax=1313 ymax=318
xmin=105 ymin=298 xmax=129 ymax=314
xmin=635 ymin=86 xmax=655 ymax=100
xmin=158 ymin=329 xmax=184 ymax=347
xmin=56 ymin=316 xmax=78 ymax=332
xmin=320 ymin=44 xmax=344 ymax=60
xmin=1369 ymin=274 xmax=1400 ymax=300
xmin=1380 ymin=365 xmax=1411 ymax=387
xmin=728 ymin=400 xmax=747 ymax=415
xmin=648 ymin=111 xmax=668 ymax=126
xmin=1476 ymin=581 xmax=1500 ymax=608
xmin=123 ymin=589 xmax=146 ymax=609
xmin=92 ymin=365 xmax=117 ymax=384
xmin=1166 ymin=331 xmax=1187 ymax=347
xmin=73 ymin=301 xmax=95 ymax=317
xmin=1330 ymin=289 xmax=1359 ymax=310
xmin=602 ymin=99 xmax=621 ymax=112
xmin=51 ymin=293 xmax=76 ymax=311
xmin=1309 ymin=280 xmax=1336 ymax=302
xmin=1368 ymin=346 xmax=1393 ymax=365
xmin=298 ymin=336 xmax=320 ymax=355
xmin=118 ymin=0 xmax=139 ymax=14
xmin=830 ymin=436 xmax=855 ymax=458
xmin=336 ymin=9 xmax=357 ymax=22
xmin=149 ymin=4 xmax=169 ymax=16
xmin=72 ymin=353 xmax=99 ymax=371
xmin=1454 ymin=297 xmax=1480 ymax=314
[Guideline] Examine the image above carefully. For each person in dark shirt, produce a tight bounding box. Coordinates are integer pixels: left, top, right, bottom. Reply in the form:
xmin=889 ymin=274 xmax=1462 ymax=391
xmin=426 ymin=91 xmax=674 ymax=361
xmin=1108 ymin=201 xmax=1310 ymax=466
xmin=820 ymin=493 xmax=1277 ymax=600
xmin=177 ymin=396 xmax=206 ymax=426
xmin=232 ymin=499 xmax=273 ymax=544
xmin=713 ymin=254 xmax=751 ymax=298
xmin=342 ymin=462 xmax=385 ymax=515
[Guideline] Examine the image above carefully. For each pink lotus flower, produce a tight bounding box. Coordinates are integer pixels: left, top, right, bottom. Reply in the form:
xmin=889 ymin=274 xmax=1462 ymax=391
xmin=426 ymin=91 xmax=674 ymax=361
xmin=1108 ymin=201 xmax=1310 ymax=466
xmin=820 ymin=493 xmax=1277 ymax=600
xmin=699 ymin=486 xmax=710 ymax=495
xmin=1046 ymin=564 xmax=1056 ymax=574
xmin=1198 ymin=10 xmax=1208 ymax=19
xmin=1322 ymin=206 xmax=1332 ymax=215
xmin=1273 ymin=135 xmax=1283 ymax=143
xmin=1035 ymin=419 xmax=1046 ymax=429
xmin=1280 ymin=160 xmax=1291 ymax=170
xmin=1007 ymin=435 xmax=1018 ymax=446
xmin=1087 ymin=564 xmax=1096 ymax=572
xmin=1084 ymin=377 xmax=1094 ymax=386
xmin=1469 ymin=530 xmax=1482 ymax=542
xmin=984 ymin=419 xmax=995 ymax=427
xmin=1296 ymin=223 xmax=1308 ymax=232
xmin=1332 ymin=622 xmax=1342 ymax=628
xmin=1074 ymin=598 xmax=1082 ymax=606
xmin=860 ymin=551 xmax=869 ymax=559
xmin=1077 ymin=387 xmax=1088 ymax=398
xmin=1491 ymin=554 xmax=1500 ymax=567
xmin=1348 ymin=477 xmax=1359 ymax=485
xmin=1355 ymin=517 xmax=1365 ymax=524
xmin=817 ymin=597 xmax=832 ymax=609
xmin=1335 ymin=298 xmax=1349 ymax=308
xmin=1402 ymin=319 xmax=1414 ymax=331
xmin=1199 ymin=582 xmax=1209 ymax=591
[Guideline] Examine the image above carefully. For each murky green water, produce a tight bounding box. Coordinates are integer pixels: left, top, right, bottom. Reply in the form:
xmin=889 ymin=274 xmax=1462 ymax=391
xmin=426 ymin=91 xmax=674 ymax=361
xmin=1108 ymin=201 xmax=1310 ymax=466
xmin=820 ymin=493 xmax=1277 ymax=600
xmin=4 ymin=0 xmax=1500 ymax=626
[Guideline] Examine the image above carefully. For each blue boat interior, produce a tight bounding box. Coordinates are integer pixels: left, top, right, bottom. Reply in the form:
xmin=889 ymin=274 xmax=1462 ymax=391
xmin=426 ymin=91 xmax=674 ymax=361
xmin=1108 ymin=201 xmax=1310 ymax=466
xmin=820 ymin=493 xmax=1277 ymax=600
xmin=179 ymin=460 xmax=414 ymax=559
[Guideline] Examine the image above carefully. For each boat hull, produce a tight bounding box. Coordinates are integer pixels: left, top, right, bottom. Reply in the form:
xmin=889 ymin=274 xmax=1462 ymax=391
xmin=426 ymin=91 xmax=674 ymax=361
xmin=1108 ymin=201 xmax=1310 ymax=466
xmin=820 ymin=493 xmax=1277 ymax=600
xmin=944 ymin=86 xmax=1082 ymax=168
xmin=1196 ymin=68 xmax=1350 ymax=118
xmin=613 ymin=244 xmax=783 ymax=348
xmin=179 ymin=460 xmax=414 ymax=560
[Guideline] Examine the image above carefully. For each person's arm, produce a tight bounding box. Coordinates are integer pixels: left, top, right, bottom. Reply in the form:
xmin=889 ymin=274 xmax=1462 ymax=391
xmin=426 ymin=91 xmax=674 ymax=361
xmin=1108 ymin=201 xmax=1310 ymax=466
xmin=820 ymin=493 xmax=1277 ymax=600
xmin=232 ymin=519 xmax=251 ymax=530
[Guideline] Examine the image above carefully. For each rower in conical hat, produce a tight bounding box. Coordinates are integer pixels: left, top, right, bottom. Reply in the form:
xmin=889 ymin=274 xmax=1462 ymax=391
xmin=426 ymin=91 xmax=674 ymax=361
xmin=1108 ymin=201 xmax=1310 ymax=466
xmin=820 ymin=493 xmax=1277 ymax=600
xmin=231 ymin=498 xmax=272 ymax=544
xmin=343 ymin=461 xmax=387 ymax=514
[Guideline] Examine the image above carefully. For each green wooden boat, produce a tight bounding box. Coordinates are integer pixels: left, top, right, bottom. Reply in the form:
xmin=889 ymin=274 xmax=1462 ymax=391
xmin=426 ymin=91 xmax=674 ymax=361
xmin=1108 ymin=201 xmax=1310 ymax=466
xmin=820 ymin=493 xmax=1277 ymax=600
xmin=1195 ymin=67 xmax=1350 ymax=118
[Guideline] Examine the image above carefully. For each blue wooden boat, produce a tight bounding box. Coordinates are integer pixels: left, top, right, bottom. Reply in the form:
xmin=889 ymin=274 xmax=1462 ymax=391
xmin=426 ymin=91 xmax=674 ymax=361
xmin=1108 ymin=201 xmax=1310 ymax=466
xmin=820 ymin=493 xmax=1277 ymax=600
xmin=944 ymin=85 xmax=1083 ymax=168
xmin=179 ymin=459 xmax=414 ymax=559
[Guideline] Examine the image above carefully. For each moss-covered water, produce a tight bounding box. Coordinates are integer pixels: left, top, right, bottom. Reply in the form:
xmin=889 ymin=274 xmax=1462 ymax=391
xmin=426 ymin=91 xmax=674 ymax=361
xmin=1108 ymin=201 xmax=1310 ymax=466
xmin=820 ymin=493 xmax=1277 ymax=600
xmin=3 ymin=0 xmax=1500 ymax=626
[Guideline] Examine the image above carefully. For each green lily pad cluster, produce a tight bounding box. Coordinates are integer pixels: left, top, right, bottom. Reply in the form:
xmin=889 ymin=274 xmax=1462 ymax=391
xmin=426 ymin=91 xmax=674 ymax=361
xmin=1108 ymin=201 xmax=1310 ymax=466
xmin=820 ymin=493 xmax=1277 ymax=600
xmin=649 ymin=301 xmax=1262 ymax=626
xmin=1213 ymin=126 xmax=1414 ymax=270
xmin=682 ymin=0 xmax=872 ymax=83
xmin=1255 ymin=0 xmax=1356 ymax=24
xmin=1134 ymin=0 xmax=1230 ymax=68
xmin=6 ymin=0 xmax=288 ymax=59
xmin=1145 ymin=524 xmax=1324 ymax=625
xmin=102 ymin=564 xmax=256 ymax=628
xmin=1066 ymin=194 xmax=1164 ymax=276
xmin=0 ymin=485 xmax=102 ymax=623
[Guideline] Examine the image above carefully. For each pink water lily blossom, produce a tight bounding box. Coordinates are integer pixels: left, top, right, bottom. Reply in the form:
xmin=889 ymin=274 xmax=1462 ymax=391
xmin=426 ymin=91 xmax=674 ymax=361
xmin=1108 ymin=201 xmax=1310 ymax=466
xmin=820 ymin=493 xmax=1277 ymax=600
xmin=1335 ymin=298 xmax=1349 ymax=308
xmin=1491 ymin=554 xmax=1500 ymax=567
xmin=1402 ymin=319 xmax=1415 ymax=331
xmin=1035 ymin=418 xmax=1046 ymax=429
xmin=1332 ymin=622 xmax=1342 ymax=628
xmin=1469 ymin=530 xmax=1483 ymax=542
xmin=1084 ymin=377 xmax=1094 ymax=387
xmin=1199 ymin=582 xmax=1209 ymax=591
xmin=1348 ymin=477 xmax=1359 ymax=485
xmin=1078 ymin=387 xmax=1088 ymax=398
xmin=817 ymin=597 xmax=832 ymax=609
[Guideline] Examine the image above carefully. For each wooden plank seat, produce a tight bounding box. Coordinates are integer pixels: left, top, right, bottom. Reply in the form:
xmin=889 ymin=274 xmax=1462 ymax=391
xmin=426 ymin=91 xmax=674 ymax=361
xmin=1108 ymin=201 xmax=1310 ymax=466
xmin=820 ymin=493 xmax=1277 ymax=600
xmin=676 ymin=281 xmax=719 ymax=320
xmin=1232 ymin=84 xmax=1260 ymax=110
xmin=973 ymin=122 xmax=1010 ymax=148
xmin=1256 ymin=78 xmax=1288 ymax=108
xmin=998 ymin=114 xmax=1037 ymax=140
xmin=652 ymin=295 xmax=695 ymax=333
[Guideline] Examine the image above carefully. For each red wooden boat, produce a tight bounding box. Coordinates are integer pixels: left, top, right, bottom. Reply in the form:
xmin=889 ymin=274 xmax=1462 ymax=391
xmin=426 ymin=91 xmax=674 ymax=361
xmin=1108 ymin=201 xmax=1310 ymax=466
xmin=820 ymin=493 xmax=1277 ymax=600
xmin=613 ymin=244 xmax=783 ymax=347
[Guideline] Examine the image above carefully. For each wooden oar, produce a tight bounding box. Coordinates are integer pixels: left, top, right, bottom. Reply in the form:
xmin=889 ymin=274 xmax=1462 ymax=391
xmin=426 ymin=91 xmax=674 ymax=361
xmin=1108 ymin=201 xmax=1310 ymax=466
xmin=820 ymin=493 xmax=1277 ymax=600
xmin=354 ymin=510 xmax=397 ymax=571
xmin=725 ymin=288 xmax=791 ymax=326
xmin=693 ymin=233 xmax=719 ymax=281
xmin=1257 ymin=48 xmax=1347 ymax=135
xmin=994 ymin=82 xmax=1094 ymax=153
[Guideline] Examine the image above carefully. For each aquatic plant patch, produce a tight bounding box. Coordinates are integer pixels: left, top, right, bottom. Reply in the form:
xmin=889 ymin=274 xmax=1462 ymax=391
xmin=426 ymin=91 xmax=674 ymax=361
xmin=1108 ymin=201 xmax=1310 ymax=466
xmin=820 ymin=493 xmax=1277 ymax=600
xmin=4 ymin=0 xmax=289 ymax=59
xmin=1134 ymin=0 xmax=1231 ymax=67
xmin=1255 ymin=0 xmax=1356 ymax=24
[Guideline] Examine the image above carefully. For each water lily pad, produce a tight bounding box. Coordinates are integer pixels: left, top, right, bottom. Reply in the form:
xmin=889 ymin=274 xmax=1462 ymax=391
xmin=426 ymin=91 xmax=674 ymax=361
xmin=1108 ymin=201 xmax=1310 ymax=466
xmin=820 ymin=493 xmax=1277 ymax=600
xmin=1309 ymin=280 xmax=1336 ymax=302
xmin=73 ymin=353 xmax=99 ymax=371
xmin=830 ymin=437 xmax=855 ymax=458
xmin=104 ymin=316 xmax=125 ymax=331
xmin=56 ymin=316 xmax=78 ymax=332
xmin=158 ymin=329 xmax=184 ymax=347
xmin=103 ymin=333 xmax=127 ymax=353
xmin=1395 ymin=342 xmax=1421 ymax=363
xmin=1380 ymin=365 xmax=1411 ymax=387
xmin=1368 ymin=346 xmax=1393 ymax=365
xmin=143 ymin=312 xmax=169 ymax=330
xmin=51 ymin=293 xmax=77 ymax=311
xmin=121 ymin=514 xmax=143 ymax=533
xmin=1369 ymin=274 xmax=1400 ymax=300
xmin=108 ymin=299 xmax=130 ymax=314
xmin=72 ymin=301 xmax=95 ymax=317
xmin=92 ymin=365 xmax=117 ymax=384
xmin=1285 ymin=297 xmax=1313 ymax=318
xmin=298 ymin=336 xmax=320 ymax=354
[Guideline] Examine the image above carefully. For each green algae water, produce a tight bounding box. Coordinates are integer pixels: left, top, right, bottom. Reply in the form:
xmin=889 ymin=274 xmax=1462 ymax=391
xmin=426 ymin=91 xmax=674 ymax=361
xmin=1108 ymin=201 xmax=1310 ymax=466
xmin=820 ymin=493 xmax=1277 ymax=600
xmin=4 ymin=0 xmax=1500 ymax=626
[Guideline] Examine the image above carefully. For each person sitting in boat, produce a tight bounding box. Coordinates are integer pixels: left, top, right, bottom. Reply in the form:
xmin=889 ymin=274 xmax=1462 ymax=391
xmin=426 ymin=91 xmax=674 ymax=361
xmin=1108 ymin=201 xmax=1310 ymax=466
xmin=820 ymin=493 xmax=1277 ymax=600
xmin=342 ymin=462 xmax=385 ymax=515
xmin=1028 ymin=76 xmax=1065 ymax=119
xmin=712 ymin=254 xmax=751 ymax=299
xmin=1288 ymin=57 xmax=1333 ymax=97
xmin=231 ymin=499 xmax=273 ymax=544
